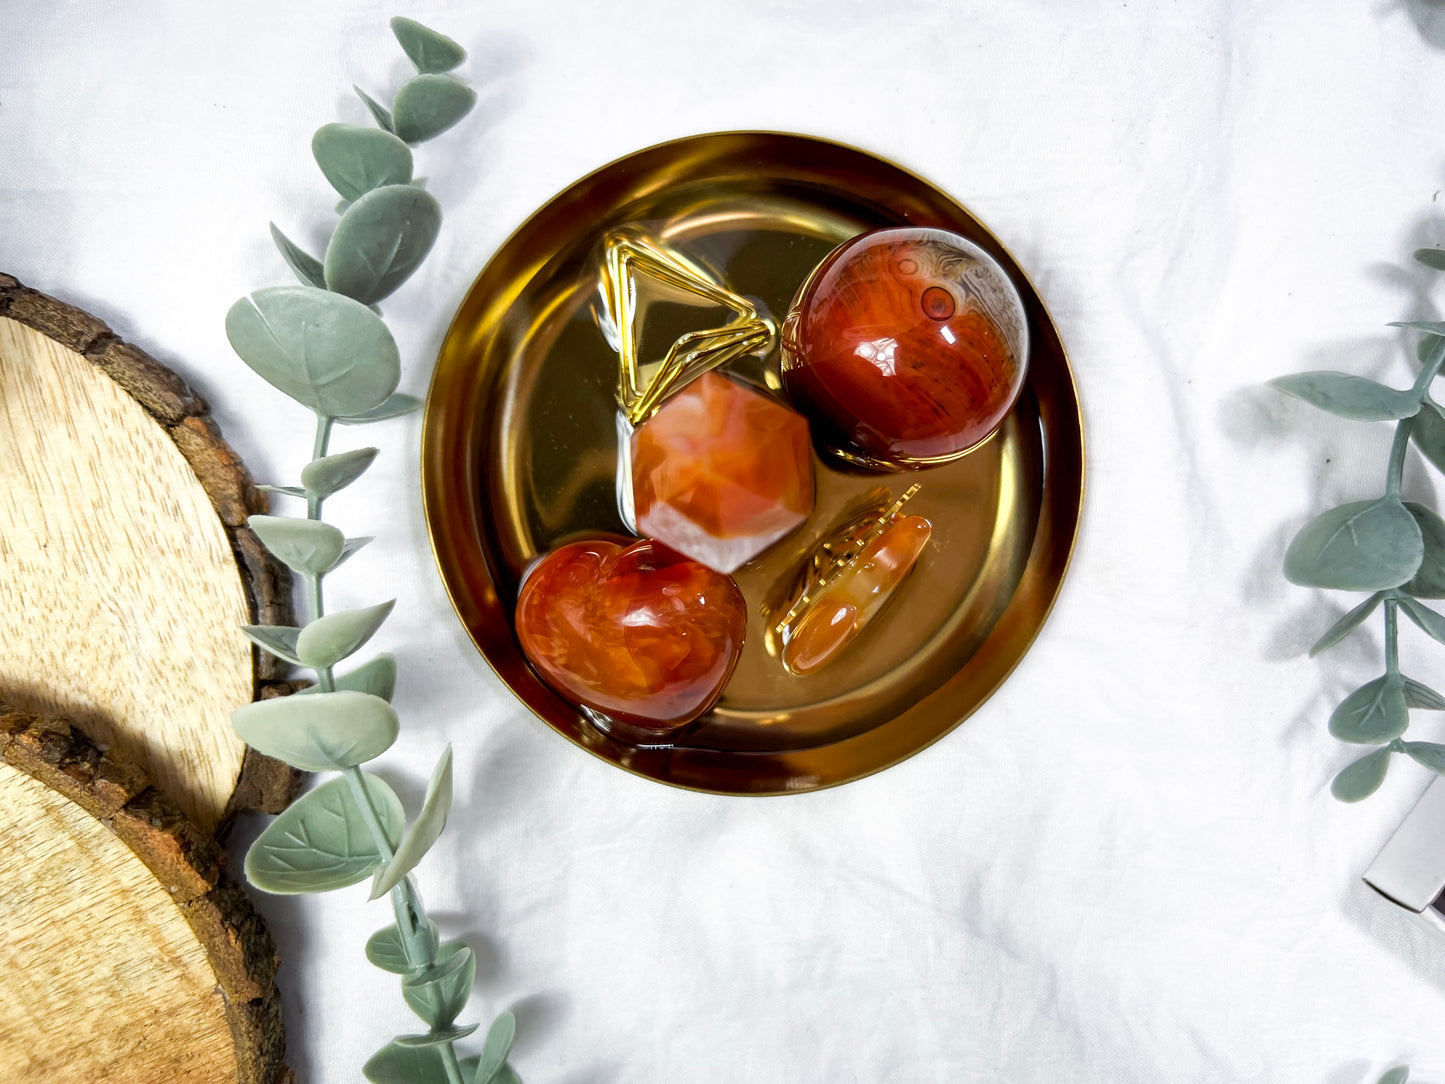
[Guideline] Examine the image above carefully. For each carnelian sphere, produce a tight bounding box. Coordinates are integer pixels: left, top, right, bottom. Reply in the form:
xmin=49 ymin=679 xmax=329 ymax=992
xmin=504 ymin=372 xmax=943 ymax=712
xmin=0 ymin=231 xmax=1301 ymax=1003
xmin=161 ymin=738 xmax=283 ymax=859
xmin=780 ymin=226 xmax=1029 ymax=469
xmin=514 ymin=537 xmax=746 ymax=739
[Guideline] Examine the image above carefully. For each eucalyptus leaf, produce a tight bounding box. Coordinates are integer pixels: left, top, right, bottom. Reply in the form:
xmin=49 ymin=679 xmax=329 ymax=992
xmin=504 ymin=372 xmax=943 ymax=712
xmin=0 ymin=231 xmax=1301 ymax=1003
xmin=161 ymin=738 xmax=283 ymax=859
xmin=324 ymin=184 xmax=442 ymax=304
xmin=372 ymin=746 xmax=453 ymax=899
xmin=1308 ymin=591 xmax=1384 ymax=656
xmin=1283 ymin=498 xmax=1424 ymax=591
xmin=1331 ymin=746 xmax=1392 ymax=802
xmin=1401 ymin=741 xmax=1445 ymax=774
xmin=392 ymin=74 xmax=476 ymax=144
xmin=366 ymin=919 xmax=438 ymax=974
xmin=240 ymin=624 xmax=303 ymax=666
xmin=1401 ymin=597 xmax=1445 ymax=645
xmin=492 ymin=1065 xmax=521 ymax=1084
xmin=354 ymin=85 xmax=396 ymax=133
xmin=1392 ymin=319 xmax=1445 ymax=337
xmin=313 ymin=123 xmax=413 ymax=202
xmin=301 ymin=446 xmax=380 ymax=498
xmin=402 ymin=942 xmax=473 ymax=992
xmin=391 ymin=17 xmax=467 ymax=73
xmin=1379 ymin=1066 xmax=1411 ymax=1084
xmin=257 ymin=484 xmax=308 ymax=499
xmin=1268 ymin=372 xmax=1421 ymax=421
xmin=269 ymin=223 xmax=327 ymax=288
xmin=338 ymin=392 xmax=423 ymax=424
xmin=231 ymin=689 xmax=399 ymax=771
xmin=1426 ymin=335 xmax=1445 ymax=378
xmin=248 ymin=515 xmax=346 ymax=575
xmin=297 ymin=653 xmax=397 ymax=702
xmin=473 ymin=1011 xmax=517 ymax=1084
xmin=1412 ymin=402 xmax=1445 ymax=475
xmin=1404 ymin=676 xmax=1445 ymax=710
xmin=1417 ymin=249 xmax=1445 ymax=271
xmin=225 ymin=286 xmax=400 ymax=417
xmin=296 ymin=600 xmax=395 ymax=669
xmin=332 ymin=536 xmax=375 ymax=570
xmin=395 ymin=1022 xmax=480 ymax=1049
xmin=1329 ymin=674 xmax=1410 ymax=744
xmin=244 ymin=773 xmax=403 ymax=893
xmin=364 ymin=1041 xmax=472 ymax=1084
xmin=1402 ymin=502 xmax=1445 ymax=597
xmin=404 ymin=940 xmax=475 ymax=1027
xmin=337 ymin=199 xmax=353 ymax=215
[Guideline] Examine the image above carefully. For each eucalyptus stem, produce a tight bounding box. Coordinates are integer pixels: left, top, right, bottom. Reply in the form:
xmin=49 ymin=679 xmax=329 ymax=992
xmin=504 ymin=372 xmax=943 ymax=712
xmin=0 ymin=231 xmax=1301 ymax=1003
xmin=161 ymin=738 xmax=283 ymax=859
xmin=1412 ymin=336 xmax=1445 ymax=395
xmin=1386 ymin=416 xmax=1415 ymax=498
xmin=1385 ymin=596 xmax=1400 ymax=676
xmin=225 ymin=20 xmax=513 ymax=1079
xmin=307 ymin=412 xmax=333 ymax=522
xmin=1390 ymin=338 xmax=1445 ymax=491
xmin=302 ymin=413 xmax=465 ymax=1081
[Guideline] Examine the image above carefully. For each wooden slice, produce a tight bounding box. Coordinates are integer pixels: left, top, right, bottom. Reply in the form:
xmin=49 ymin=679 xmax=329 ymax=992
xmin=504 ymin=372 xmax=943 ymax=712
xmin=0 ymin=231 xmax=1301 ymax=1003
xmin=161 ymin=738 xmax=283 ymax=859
xmin=0 ymin=274 xmax=300 ymax=833
xmin=0 ymin=706 xmax=291 ymax=1083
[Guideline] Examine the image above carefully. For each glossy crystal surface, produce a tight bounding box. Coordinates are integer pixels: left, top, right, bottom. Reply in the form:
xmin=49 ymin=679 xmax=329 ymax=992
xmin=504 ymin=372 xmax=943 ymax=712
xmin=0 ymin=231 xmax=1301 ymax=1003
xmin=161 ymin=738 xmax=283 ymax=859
xmin=514 ymin=537 xmax=747 ymax=737
xmin=782 ymin=514 xmax=932 ymax=675
xmin=781 ymin=226 xmax=1029 ymax=469
xmin=631 ymin=371 xmax=815 ymax=573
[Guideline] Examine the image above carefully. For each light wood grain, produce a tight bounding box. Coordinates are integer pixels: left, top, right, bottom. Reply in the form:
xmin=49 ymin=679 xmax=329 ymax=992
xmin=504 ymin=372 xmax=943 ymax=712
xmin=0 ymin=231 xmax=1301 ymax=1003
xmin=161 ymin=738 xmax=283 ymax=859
xmin=0 ymin=763 xmax=238 ymax=1082
xmin=0 ymin=276 xmax=301 ymax=832
xmin=0 ymin=708 xmax=289 ymax=1084
xmin=0 ymin=315 xmax=254 ymax=832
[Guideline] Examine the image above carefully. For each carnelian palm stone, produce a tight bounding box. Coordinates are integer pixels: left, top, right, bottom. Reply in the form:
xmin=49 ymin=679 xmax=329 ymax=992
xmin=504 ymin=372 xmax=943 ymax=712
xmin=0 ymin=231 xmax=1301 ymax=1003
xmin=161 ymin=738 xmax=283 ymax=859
xmin=631 ymin=371 xmax=815 ymax=574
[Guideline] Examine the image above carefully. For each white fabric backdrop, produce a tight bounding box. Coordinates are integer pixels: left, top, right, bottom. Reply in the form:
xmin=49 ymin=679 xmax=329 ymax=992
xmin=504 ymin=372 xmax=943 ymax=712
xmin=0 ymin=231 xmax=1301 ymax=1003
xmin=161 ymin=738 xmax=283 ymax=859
xmin=7 ymin=1 xmax=1445 ymax=1080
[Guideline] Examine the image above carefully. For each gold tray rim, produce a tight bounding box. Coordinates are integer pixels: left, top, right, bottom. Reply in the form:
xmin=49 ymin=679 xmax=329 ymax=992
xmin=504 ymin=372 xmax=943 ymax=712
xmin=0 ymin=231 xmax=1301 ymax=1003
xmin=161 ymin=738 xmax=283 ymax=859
xmin=421 ymin=129 xmax=1086 ymax=795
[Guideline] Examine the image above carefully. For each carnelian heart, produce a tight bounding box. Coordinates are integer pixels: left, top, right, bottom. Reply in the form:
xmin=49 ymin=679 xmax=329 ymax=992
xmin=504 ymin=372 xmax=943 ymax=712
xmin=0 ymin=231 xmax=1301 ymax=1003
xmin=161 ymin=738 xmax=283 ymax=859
xmin=514 ymin=537 xmax=747 ymax=742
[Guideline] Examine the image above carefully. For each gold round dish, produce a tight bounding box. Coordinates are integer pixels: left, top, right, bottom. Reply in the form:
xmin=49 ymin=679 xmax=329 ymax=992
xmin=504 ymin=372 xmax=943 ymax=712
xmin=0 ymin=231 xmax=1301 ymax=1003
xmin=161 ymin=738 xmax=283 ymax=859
xmin=422 ymin=131 xmax=1084 ymax=795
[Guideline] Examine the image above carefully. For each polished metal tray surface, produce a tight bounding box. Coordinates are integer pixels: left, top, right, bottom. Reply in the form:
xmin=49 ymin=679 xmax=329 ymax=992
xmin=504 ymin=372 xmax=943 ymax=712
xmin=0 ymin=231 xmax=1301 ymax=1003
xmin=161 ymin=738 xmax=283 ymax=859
xmin=423 ymin=131 xmax=1084 ymax=794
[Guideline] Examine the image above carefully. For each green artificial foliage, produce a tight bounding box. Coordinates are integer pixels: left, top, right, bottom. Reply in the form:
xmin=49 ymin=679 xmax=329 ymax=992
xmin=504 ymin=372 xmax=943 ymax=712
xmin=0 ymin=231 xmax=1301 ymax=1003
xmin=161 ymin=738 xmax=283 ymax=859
xmin=1275 ymin=262 xmax=1445 ymax=803
xmin=224 ymin=19 xmax=521 ymax=1084
xmin=269 ymin=223 xmax=327 ymax=288
xmin=354 ymin=85 xmax=397 ymax=134
xmin=225 ymin=285 xmax=401 ymax=416
xmin=294 ymin=653 xmax=397 ymax=700
xmin=324 ymin=185 xmax=443 ymax=304
xmin=390 ymin=17 xmax=467 ymax=73
xmin=313 ymin=123 xmax=415 ymax=202
xmin=295 ymin=601 xmax=396 ymax=668
xmin=393 ymin=75 xmax=478 ymax=144
xmin=245 ymin=774 xmax=405 ymax=893
xmin=232 ymin=689 xmax=399 ymax=771
xmin=372 ymin=747 xmax=453 ymax=899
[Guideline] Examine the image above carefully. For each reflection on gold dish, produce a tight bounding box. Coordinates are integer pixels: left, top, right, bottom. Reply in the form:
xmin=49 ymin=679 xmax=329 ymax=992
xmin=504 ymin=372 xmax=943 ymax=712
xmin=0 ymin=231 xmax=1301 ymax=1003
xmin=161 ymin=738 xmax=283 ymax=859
xmin=422 ymin=132 xmax=1084 ymax=795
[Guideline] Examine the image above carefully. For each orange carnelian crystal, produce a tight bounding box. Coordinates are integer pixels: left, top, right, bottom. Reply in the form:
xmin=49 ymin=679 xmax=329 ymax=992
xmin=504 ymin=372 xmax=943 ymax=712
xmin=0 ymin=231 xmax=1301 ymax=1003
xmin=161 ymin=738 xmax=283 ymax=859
xmin=781 ymin=226 xmax=1028 ymax=469
xmin=515 ymin=537 xmax=747 ymax=740
xmin=781 ymin=514 xmax=932 ymax=676
xmin=631 ymin=372 xmax=814 ymax=574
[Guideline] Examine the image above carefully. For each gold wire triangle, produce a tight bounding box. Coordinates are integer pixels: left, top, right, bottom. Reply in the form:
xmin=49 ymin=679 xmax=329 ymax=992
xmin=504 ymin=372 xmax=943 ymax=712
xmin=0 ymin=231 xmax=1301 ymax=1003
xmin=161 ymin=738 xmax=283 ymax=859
xmin=600 ymin=228 xmax=776 ymax=425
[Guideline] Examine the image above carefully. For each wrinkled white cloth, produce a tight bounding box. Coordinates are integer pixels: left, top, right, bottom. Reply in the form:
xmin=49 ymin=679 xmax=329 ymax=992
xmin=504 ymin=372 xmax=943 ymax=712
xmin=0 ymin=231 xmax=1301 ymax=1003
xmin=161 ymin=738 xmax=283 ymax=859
xmin=6 ymin=1 xmax=1445 ymax=1080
